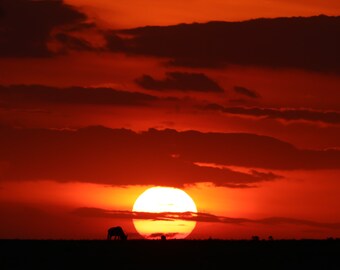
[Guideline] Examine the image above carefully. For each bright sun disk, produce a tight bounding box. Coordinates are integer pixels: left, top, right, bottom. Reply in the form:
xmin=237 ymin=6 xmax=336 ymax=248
xmin=132 ymin=186 xmax=197 ymax=239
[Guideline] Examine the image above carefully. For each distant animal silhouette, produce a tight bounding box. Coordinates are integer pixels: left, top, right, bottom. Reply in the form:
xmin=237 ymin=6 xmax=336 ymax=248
xmin=107 ymin=226 xmax=128 ymax=240
xmin=252 ymin=235 xmax=260 ymax=241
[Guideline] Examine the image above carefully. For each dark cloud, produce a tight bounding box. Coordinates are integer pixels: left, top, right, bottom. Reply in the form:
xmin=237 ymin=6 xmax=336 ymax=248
xmin=142 ymin=128 xmax=340 ymax=170
xmin=74 ymin=207 xmax=340 ymax=230
xmin=234 ymin=86 xmax=260 ymax=98
xmin=72 ymin=208 xmax=249 ymax=223
xmin=0 ymin=125 xmax=283 ymax=187
xmin=0 ymin=85 xmax=158 ymax=107
xmin=0 ymin=0 xmax=92 ymax=57
xmin=105 ymin=33 xmax=126 ymax=51
xmin=257 ymin=217 xmax=340 ymax=230
xmin=0 ymin=126 xmax=339 ymax=187
xmin=73 ymin=208 xmax=134 ymax=219
xmin=108 ymin=15 xmax=340 ymax=72
xmin=135 ymin=72 xmax=224 ymax=93
xmin=54 ymin=33 xmax=94 ymax=51
xmin=0 ymin=202 xmax=117 ymax=239
xmin=0 ymin=202 xmax=61 ymax=238
xmin=207 ymin=104 xmax=340 ymax=125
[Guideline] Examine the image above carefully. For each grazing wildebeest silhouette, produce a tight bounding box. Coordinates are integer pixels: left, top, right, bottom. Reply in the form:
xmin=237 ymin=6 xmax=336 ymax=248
xmin=107 ymin=226 xmax=128 ymax=240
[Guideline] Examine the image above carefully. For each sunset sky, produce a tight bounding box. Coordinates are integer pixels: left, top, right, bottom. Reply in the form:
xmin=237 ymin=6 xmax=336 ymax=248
xmin=1 ymin=0 xmax=340 ymax=240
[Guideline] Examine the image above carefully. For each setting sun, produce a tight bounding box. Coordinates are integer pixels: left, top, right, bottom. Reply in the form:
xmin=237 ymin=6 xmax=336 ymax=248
xmin=132 ymin=187 xmax=197 ymax=240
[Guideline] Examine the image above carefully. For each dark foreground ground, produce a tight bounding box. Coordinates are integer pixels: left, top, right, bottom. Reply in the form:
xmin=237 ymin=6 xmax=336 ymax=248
xmin=1 ymin=239 xmax=340 ymax=269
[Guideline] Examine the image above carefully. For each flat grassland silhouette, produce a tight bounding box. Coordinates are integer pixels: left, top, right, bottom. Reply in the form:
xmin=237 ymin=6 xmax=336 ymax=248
xmin=1 ymin=239 xmax=340 ymax=269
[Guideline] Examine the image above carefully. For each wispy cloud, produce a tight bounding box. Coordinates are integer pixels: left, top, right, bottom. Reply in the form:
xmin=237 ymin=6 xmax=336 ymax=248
xmin=73 ymin=207 xmax=340 ymax=230
xmin=206 ymin=104 xmax=340 ymax=125
xmin=0 ymin=85 xmax=158 ymax=107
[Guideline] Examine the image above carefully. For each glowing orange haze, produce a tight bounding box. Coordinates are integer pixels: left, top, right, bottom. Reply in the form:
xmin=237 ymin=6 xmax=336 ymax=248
xmin=1 ymin=169 xmax=340 ymax=239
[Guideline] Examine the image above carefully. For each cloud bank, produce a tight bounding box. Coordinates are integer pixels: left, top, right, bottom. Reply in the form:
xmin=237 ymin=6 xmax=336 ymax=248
xmin=108 ymin=15 xmax=340 ymax=72
xmin=0 ymin=126 xmax=339 ymax=187
xmin=0 ymin=85 xmax=159 ymax=107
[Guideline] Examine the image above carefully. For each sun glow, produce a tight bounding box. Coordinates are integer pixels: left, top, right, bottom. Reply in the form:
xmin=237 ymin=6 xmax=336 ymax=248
xmin=132 ymin=186 xmax=197 ymax=239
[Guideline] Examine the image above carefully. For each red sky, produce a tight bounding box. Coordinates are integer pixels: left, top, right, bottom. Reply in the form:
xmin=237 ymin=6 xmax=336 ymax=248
xmin=66 ymin=0 xmax=340 ymax=28
xmin=0 ymin=0 xmax=340 ymax=240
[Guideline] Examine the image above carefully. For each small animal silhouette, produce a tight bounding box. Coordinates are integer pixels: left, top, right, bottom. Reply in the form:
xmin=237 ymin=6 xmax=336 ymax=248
xmin=251 ymin=235 xmax=260 ymax=241
xmin=107 ymin=226 xmax=128 ymax=240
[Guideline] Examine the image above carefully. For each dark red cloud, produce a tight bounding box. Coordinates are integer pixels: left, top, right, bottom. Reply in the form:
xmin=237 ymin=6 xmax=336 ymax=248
xmin=145 ymin=128 xmax=340 ymax=170
xmin=0 ymin=0 xmax=93 ymax=57
xmin=234 ymin=86 xmax=260 ymax=98
xmin=108 ymin=15 xmax=340 ymax=72
xmin=54 ymin=33 xmax=93 ymax=51
xmin=135 ymin=72 xmax=224 ymax=92
xmin=73 ymin=207 xmax=340 ymax=230
xmin=0 ymin=85 xmax=158 ymax=107
xmin=206 ymin=104 xmax=340 ymax=125
xmin=0 ymin=202 xmax=67 ymax=239
xmin=0 ymin=202 xmax=117 ymax=239
xmin=0 ymin=125 xmax=339 ymax=187
xmin=0 ymin=125 xmax=280 ymax=187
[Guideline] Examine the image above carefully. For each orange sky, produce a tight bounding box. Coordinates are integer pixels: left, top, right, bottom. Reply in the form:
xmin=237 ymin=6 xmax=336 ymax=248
xmin=0 ymin=0 xmax=340 ymax=240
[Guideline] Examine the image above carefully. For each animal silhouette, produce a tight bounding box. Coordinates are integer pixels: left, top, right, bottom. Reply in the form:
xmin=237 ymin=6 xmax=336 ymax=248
xmin=107 ymin=226 xmax=128 ymax=240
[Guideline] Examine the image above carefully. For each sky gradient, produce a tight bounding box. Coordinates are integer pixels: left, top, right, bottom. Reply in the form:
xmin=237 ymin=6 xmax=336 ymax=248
xmin=0 ymin=0 xmax=340 ymax=240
